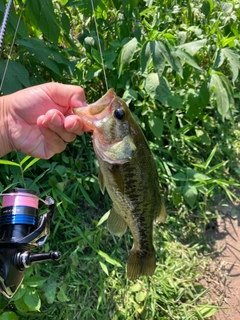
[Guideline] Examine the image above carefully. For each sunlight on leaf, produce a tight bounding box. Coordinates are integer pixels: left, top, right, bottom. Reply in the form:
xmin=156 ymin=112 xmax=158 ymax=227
xmin=0 ymin=160 xmax=20 ymax=167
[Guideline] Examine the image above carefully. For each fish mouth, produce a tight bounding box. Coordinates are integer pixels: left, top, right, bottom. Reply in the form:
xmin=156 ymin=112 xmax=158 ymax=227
xmin=73 ymin=89 xmax=116 ymax=131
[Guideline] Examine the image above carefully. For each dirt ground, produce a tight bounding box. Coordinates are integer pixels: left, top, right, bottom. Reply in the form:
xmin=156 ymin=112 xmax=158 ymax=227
xmin=204 ymin=198 xmax=240 ymax=320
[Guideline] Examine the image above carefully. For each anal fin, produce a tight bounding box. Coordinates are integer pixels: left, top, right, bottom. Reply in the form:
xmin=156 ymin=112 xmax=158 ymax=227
xmin=107 ymin=207 xmax=127 ymax=237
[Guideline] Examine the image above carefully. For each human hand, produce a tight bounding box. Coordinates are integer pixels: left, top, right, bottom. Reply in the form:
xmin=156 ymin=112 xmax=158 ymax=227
xmin=0 ymin=83 xmax=86 ymax=159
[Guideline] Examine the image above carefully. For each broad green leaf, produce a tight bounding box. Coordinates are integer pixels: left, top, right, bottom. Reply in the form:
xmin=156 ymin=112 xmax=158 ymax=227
xmin=136 ymin=290 xmax=147 ymax=303
xmin=214 ymin=49 xmax=226 ymax=68
xmin=199 ymin=80 xmax=210 ymax=107
xmin=43 ymin=276 xmax=57 ymax=304
xmin=24 ymin=275 xmax=46 ymax=287
xmin=186 ymin=81 xmax=209 ymax=121
xmin=186 ymin=168 xmax=210 ymax=181
xmin=61 ymin=12 xmax=71 ymax=35
xmin=195 ymin=128 xmax=211 ymax=145
xmin=119 ymin=37 xmax=138 ymax=76
xmin=0 ymin=60 xmax=30 ymax=94
xmin=177 ymin=39 xmax=207 ymax=56
xmin=17 ymin=38 xmax=73 ymax=75
xmin=145 ymin=73 xmax=160 ymax=99
xmin=10 ymin=285 xmax=25 ymax=301
xmin=103 ymin=48 xmax=117 ymax=69
xmin=222 ymin=48 xmax=240 ymax=83
xmin=209 ymin=71 xmax=234 ymax=119
xmin=66 ymin=0 xmax=101 ymax=15
xmin=148 ymin=114 xmax=163 ymax=138
xmin=145 ymin=73 xmax=182 ymax=108
xmin=145 ymin=73 xmax=172 ymax=105
xmin=141 ymin=41 xmax=151 ymax=73
xmin=220 ymin=2 xmax=233 ymax=14
xmin=156 ymin=40 xmax=182 ymax=77
xmin=14 ymin=297 xmax=29 ymax=313
xmin=17 ymin=38 xmax=61 ymax=76
xmin=122 ymin=88 xmax=138 ymax=104
xmin=201 ymin=0 xmax=211 ymax=17
xmin=0 ymin=312 xmax=19 ymax=320
xmin=86 ymin=66 xmax=102 ymax=80
xmin=23 ymin=288 xmax=41 ymax=311
xmin=150 ymin=41 xmax=165 ymax=76
xmin=57 ymin=285 xmax=70 ymax=302
xmin=187 ymin=89 xmax=204 ymax=121
xmin=172 ymin=187 xmax=182 ymax=206
xmin=172 ymin=173 xmax=186 ymax=181
xmin=91 ymin=48 xmax=103 ymax=65
xmin=183 ymin=184 xmax=198 ymax=208
xmin=54 ymin=165 xmax=66 ymax=176
xmin=26 ymin=0 xmax=60 ymax=45
xmin=176 ymin=48 xmax=203 ymax=71
xmin=130 ymin=283 xmax=142 ymax=292
xmin=121 ymin=0 xmax=138 ymax=18
xmin=97 ymin=250 xmax=122 ymax=267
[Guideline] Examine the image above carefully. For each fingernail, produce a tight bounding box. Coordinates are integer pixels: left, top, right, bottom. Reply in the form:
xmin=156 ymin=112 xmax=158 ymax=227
xmin=70 ymin=120 xmax=78 ymax=130
xmin=51 ymin=113 xmax=62 ymax=126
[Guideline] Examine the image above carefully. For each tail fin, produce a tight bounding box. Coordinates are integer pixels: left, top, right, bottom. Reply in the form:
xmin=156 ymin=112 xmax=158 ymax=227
xmin=127 ymin=249 xmax=156 ymax=280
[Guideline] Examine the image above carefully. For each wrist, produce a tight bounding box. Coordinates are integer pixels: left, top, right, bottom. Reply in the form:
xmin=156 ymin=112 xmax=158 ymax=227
xmin=0 ymin=96 xmax=14 ymax=157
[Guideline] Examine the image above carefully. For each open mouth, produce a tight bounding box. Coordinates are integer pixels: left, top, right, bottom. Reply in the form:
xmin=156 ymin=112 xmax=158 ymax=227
xmin=73 ymin=89 xmax=116 ymax=131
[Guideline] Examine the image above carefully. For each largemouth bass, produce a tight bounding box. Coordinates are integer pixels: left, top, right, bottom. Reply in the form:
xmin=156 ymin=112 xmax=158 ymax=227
xmin=73 ymin=89 xmax=166 ymax=280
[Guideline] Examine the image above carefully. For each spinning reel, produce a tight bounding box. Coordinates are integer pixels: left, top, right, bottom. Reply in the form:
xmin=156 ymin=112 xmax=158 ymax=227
xmin=0 ymin=188 xmax=61 ymax=298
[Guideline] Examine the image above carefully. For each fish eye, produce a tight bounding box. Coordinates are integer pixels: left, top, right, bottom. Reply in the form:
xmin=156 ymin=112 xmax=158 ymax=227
xmin=114 ymin=109 xmax=125 ymax=120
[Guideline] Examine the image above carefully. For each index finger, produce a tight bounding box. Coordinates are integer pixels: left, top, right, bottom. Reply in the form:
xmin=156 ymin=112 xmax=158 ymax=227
xmin=43 ymin=83 xmax=87 ymax=113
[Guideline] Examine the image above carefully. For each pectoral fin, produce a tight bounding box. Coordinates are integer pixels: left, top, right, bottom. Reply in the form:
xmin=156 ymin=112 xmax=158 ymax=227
xmin=108 ymin=206 xmax=127 ymax=237
xmin=159 ymin=199 xmax=167 ymax=222
xmin=153 ymin=197 xmax=167 ymax=223
xmin=95 ymin=135 xmax=136 ymax=164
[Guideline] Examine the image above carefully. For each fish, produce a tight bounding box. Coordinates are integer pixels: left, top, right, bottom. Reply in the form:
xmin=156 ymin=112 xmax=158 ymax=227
xmin=73 ymin=89 xmax=166 ymax=280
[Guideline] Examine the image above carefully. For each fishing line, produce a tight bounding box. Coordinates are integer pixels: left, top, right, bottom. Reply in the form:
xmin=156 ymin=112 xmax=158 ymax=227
xmin=90 ymin=0 xmax=109 ymax=91
xmin=0 ymin=1 xmax=24 ymax=92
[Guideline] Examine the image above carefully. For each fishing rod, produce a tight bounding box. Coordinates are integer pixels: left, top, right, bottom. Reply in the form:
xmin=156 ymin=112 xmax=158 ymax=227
xmin=0 ymin=0 xmax=24 ymax=92
xmin=0 ymin=0 xmax=13 ymax=54
xmin=0 ymin=2 xmax=61 ymax=298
